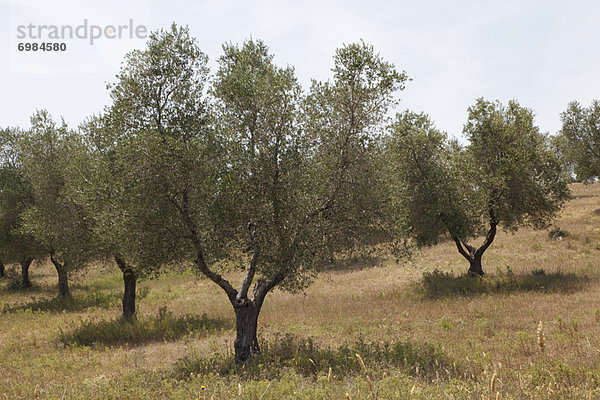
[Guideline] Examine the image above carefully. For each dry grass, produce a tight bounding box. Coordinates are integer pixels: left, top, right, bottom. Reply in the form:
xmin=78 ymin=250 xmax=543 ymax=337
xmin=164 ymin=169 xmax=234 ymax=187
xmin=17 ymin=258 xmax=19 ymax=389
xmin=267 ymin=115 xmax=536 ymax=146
xmin=1 ymin=182 xmax=599 ymax=399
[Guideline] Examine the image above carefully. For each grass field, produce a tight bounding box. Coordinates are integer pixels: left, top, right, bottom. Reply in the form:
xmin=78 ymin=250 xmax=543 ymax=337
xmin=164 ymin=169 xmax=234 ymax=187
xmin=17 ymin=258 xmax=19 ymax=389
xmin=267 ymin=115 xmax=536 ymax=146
xmin=1 ymin=183 xmax=599 ymax=399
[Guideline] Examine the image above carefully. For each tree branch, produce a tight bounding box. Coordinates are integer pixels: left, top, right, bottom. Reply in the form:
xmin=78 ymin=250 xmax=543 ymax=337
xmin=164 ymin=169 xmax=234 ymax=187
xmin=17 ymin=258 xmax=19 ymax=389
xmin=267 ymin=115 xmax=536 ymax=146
xmin=252 ymin=270 xmax=287 ymax=312
xmin=178 ymin=186 xmax=238 ymax=303
xmin=114 ymin=253 xmax=135 ymax=276
xmin=475 ymin=221 xmax=497 ymax=258
xmin=237 ymin=223 xmax=260 ymax=301
xmin=453 ymin=236 xmax=473 ymax=262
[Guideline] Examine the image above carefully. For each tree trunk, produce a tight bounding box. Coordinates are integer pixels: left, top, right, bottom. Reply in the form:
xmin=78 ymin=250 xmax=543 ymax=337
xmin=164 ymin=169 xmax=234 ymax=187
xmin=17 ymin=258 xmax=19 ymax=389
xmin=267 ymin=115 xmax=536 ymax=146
xmin=0 ymin=263 xmax=5 ymax=277
xmin=115 ymin=255 xmax=137 ymax=321
xmin=56 ymin=266 xmax=70 ymax=297
xmin=187 ymin=220 xmax=272 ymax=363
xmin=468 ymin=256 xmax=484 ymax=276
xmin=233 ymin=301 xmax=261 ymax=363
xmin=50 ymin=253 xmax=70 ymax=297
xmin=453 ymin=219 xmax=497 ymax=277
xmin=122 ymin=270 xmax=137 ymax=320
xmin=20 ymin=259 xmax=32 ymax=288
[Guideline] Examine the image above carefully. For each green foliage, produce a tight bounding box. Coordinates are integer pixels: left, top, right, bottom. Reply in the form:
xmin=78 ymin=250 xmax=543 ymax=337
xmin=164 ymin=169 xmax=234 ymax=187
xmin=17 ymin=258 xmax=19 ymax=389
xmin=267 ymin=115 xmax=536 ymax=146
xmin=303 ymin=41 xmax=409 ymax=263
xmin=0 ymin=128 xmax=45 ymax=265
xmin=17 ymin=110 xmax=97 ymax=273
xmin=175 ymin=333 xmax=461 ymax=381
xmin=416 ymin=268 xmax=585 ymax=298
xmin=212 ymin=38 xmax=312 ymax=289
xmin=387 ymin=99 xmax=571 ymax=273
xmin=108 ymin=23 xmax=209 ymax=138
xmin=76 ymin=24 xmax=214 ymax=273
xmin=60 ymin=308 xmax=230 ymax=347
xmin=387 ymin=111 xmax=472 ymax=246
xmin=438 ymin=318 xmax=453 ymax=330
xmin=556 ymin=100 xmax=600 ymax=182
xmin=463 ymin=99 xmax=571 ymax=230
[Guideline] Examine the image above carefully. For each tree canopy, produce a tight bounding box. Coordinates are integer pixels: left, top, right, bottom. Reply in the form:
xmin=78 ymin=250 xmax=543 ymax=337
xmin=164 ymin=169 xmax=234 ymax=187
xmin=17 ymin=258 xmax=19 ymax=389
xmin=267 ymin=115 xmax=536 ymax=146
xmin=556 ymin=100 xmax=600 ymax=182
xmin=17 ymin=111 xmax=96 ymax=296
xmin=0 ymin=127 xmax=45 ymax=286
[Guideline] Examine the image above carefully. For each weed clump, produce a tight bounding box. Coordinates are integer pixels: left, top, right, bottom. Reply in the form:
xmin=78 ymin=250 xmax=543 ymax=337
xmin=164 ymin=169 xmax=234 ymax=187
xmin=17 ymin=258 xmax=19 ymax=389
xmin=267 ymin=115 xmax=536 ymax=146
xmin=523 ymin=358 xmax=600 ymax=397
xmin=548 ymin=226 xmax=569 ymax=240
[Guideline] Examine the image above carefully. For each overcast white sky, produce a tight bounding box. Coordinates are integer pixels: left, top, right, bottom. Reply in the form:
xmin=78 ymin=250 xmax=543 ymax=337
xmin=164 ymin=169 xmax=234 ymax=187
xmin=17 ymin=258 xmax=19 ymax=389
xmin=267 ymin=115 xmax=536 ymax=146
xmin=2 ymin=0 xmax=599 ymax=139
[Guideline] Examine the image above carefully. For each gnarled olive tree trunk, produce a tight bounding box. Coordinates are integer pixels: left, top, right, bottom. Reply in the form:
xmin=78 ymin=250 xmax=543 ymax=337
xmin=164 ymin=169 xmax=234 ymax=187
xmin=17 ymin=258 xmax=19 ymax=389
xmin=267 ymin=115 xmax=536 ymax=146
xmin=114 ymin=255 xmax=137 ymax=321
xmin=194 ymin=256 xmax=272 ymax=363
xmin=453 ymin=221 xmax=497 ymax=276
xmin=231 ymin=278 xmax=271 ymax=363
xmin=233 ymin=299 xmax=261 ymax=362
xmin=50 ymin=252 xmax=70 ymax=297
xmin=190 ymin=221 xmax=276 ymax=363
xmin=20 ymin=259 xmax=32 ymax=288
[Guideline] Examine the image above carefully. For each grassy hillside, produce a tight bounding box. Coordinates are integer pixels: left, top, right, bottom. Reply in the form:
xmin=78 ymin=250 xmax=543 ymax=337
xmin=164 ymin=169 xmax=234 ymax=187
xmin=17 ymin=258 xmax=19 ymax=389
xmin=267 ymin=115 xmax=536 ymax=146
xmin=1 ymin=183 xmax=599 ymax=399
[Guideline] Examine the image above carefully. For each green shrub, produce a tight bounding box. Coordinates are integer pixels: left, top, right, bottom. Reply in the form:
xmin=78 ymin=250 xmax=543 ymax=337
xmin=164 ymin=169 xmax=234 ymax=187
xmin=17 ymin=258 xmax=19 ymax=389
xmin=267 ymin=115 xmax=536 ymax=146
xmin=3 ymin=289 xmax=120 ymax=313
xmin=175 ymin=333 xmax=462 ymax=381
xmin=4 ymin=275 xmax=26 ymax=292
xmin=417 ymin=268 xmax=585 ymax=298
xmin=60 ymin=307 xmax=230 ymax=347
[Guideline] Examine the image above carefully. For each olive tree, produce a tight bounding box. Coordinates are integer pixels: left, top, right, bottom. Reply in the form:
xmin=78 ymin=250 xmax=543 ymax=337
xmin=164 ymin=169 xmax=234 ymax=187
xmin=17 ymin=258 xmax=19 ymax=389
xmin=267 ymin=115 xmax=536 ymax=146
xmin=556 ymin=100 xmax=600 ymax=182
xmin=17 ymin=111 xmax=96 ymax=297
xmin=388 ymin=99 xmax=570 ymax=275
xmin=72 ymin=112 xmax=167 ymax=320
xmin=0 ymin=128 xmax=45 ymax=287
xmin=209 ymin=39 xmax=315 ymax=361
xmin=210 ymin=39 xmax=405 ymax=361
xmin=106 ymin=24 xmax=406 ymax=362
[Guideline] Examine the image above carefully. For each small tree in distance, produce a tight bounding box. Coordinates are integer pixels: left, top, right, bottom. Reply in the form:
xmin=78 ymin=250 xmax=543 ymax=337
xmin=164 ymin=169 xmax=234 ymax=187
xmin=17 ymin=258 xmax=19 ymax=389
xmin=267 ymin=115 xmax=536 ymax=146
xmin=388 ymin=99 xmax=570 ymax=275
xmin=556 ymin=100 xmax=600 ymax=182
xmin=17 ymin=111 xmax=96 ymax=297
xmin=0 ymin=127 xmax=45 ymax=287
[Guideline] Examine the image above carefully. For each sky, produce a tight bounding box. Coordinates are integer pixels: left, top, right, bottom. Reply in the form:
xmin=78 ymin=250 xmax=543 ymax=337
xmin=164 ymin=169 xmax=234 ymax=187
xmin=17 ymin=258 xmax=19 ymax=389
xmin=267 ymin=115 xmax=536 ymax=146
xmin=1 ymin=0 xmax=599 ymax=140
